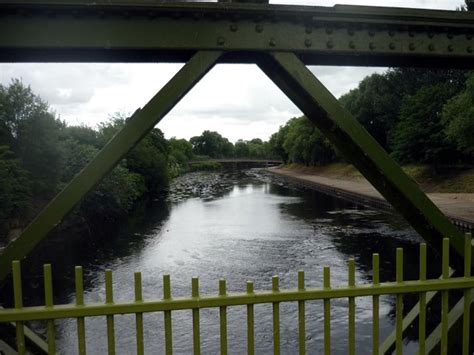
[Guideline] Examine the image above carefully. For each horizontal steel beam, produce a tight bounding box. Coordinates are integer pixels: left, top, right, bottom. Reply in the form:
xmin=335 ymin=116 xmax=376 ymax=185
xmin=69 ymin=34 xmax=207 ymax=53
xmin=0 ymin=2 xmax=473 ymax=67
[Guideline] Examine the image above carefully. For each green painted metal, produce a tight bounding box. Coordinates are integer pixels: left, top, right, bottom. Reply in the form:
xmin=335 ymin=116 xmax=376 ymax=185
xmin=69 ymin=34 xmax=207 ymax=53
xmin=463 ymin=233 xmax=472 ymax=355
xmin=372 ymin=253 xmax=380 ymax=355
xmin=134 ymin=272 xmax=144 ymax=355
xmin=219 ymin=279 xmax=228 ymax=355
xmin=256 ymin=51 xmax=469 ymax=271
xmin=380 ymin=250 xmax=456 ymax=354
xmin=348 ymin=258 xmax=355 ymax=355
xmin=419 ymin=243 xmax=427 ymax=355
xmin=246 ymin=281 xmax=254 ymax=355
xmin=395 ymin=248 xmax=403 ymax=355
xmin=0 ymin=244 xmax=473 ymax=354
xmin=163 ymin=274 xmax=173 ymax=355
xmin=75 ymin=266 xmax=86 ymax=355
xmin=323 ymin=266 xmax=331 ymax=355
xmin=105 ymin=269 xmax=115 ymax=355
xmin=441 ymin=239 xmax=450 ymax=355
xmin=43 ymin=264 xmax=56 ymax=354
xmin=297 ymin=270 xmax=305 ymax=355
xmin=192 ymin=277 xmax=200 ymax=355
xmin=272 ymin=275 xmax=280 ymax=355
xmin=1 ymin=3 xmax=474 ymax=68
xmin=0 ymin=50 xmax=222 ymax=283
xmin=12 ymin=261 xmax=25 ymax=355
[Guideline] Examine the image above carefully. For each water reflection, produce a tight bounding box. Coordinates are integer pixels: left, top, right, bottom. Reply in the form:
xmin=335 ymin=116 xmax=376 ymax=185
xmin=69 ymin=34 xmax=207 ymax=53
xmin=1 ymin=169 xmax=442 ymax=354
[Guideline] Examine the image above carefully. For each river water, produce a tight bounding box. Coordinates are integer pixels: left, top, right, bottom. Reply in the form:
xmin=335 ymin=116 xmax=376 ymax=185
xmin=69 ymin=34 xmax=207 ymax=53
xmin=2 ymin=169 xmax=444 ymax=354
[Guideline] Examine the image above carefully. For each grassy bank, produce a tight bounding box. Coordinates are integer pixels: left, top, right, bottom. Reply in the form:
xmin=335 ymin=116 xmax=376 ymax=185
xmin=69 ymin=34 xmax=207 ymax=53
xmin=279 ymin=163 xmax=474 ymax=193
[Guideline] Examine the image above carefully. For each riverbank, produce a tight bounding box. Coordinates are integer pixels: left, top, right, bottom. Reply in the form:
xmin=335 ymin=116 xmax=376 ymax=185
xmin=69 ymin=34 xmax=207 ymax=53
xmin=268 ymin=166 xmax=474 ymax=231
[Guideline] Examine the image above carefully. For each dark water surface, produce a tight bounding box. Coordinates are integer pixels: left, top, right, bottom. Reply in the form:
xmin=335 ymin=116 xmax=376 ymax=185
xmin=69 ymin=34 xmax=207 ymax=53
xmin=2 ymin=169 xmax=444 ymax=354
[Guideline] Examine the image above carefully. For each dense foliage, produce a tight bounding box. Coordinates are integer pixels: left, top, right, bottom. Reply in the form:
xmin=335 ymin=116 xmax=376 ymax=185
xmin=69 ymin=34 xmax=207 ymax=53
xmin=270 ymin=69 xmax=473 ymax=167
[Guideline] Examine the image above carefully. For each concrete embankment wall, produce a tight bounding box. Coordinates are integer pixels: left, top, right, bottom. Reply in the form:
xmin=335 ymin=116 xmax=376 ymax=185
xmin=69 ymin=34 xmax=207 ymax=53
xmin=267 ymin=169 xmax=473 ymax=233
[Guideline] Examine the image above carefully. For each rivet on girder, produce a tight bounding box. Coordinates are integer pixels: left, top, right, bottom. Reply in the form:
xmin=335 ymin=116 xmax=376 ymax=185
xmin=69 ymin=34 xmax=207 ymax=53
xmin=467 ymin=46 xmax=473 ymax=53
xmin=217 ymin=37 xmax=225 ymax=46
xmin=429 ymin=44 xmax=435 ymax=51
xmin=389 ymin=43 xmax=396 ymax=50
xmin=448 ymin=45 xmax=454 ymax=52
xmin=369 ymin=42 xmax=376 ymax=50
xmin=326 ymin=40 xmax=334 ymax=49
xmin=409 ymin=43 xmax=416 ymax=51
xmin=269 ymin=38 xmax=276 ymax=47
xmin=230 ymin=24 xmax=238 ymax=32
xmin=256 ymin=24 xmax=264 ymax=33
xmin=305 ymin=27 xmax=312 ymax=34
xmin=326 ymin=28 xmax=333 ymax=35
xmin=368 ymin=30 xmax=375 ymax=37
xmin=428 ymin=32 xmax=434 ymax=38
xmin=305 ymin=39 xmax=312 ymax=47
xmin=388 ymin=30 xmax=395 ymax=37
xmin=349 ymin=41 xmax=356 ymax=49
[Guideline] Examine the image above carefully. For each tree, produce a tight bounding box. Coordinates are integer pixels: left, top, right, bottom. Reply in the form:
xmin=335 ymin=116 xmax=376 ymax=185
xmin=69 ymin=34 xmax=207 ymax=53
xmin=0 ymin=79 xmax=63 ymax=196
xmin=340 ymin=73 xmax=399 ymax=151
xmin=190 ymin=130 xmax=234 ymax=158
xmin=390 ymin=83 xmax=459 ymax=165
xmin=0 ymin=146 xmax=31 ymax=237
xmin=442 ymin=72 xmax=474 ymax=160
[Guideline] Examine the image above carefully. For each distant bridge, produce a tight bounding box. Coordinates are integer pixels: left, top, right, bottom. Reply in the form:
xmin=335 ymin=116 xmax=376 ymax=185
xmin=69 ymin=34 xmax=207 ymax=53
xmin=187 ymin=158 xmax=283 ymax=166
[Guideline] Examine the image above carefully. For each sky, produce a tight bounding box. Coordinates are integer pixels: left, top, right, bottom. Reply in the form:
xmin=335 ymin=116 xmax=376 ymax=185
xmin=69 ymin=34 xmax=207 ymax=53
xmin=0 ymin=0 xmax=459 ymax=143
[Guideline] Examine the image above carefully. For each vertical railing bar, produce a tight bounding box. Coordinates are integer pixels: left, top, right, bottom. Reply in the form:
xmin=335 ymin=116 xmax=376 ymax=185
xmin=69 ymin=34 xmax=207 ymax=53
xmin=323 ymin=266 xmax=331 ymax=355
xmin=105 ymin=269 xmax=115 ymax=355
xmin=272 ymin=276 xmax=280 ymax=355
xmin=163 ymin=274 xmax=173 ymax=355
xmin=43 ymin=264 xmax=56 ymax=354
xmin=298 ymin=270 xmax=306 ymax=355
xmin=395 ymin=248 xmax=403 ymax=355
xmin=192 ymin=277 xmax=200 ymax=355
xmin=419 ymin=243 xmax=427 ymax=355
xmin=462 ymin=233 xmax=472 ymax=355
xmin=12 ymin=261 xmax=25 ymax=355
xmin=75 ymin=266 xmax=86 ymax=355
xmin=247 ymin=281 xmax=255 ymax=355
xmin=440 ymin=238 xmax=449 ymax=355
xmin=372 ymin=254 xmax=379 ymax=355
xmin=348 ymin=258 xmax=355 ymax=355
xmin=134 ymin=272 xmax=144 ymax=355
xmin=219 ymin=279 xmax=228 ymax=355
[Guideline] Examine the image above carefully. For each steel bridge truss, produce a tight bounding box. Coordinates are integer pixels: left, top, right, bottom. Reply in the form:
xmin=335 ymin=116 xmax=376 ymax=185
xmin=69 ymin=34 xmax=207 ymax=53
xmin=0 ymin=1 xmax=473 ymax=351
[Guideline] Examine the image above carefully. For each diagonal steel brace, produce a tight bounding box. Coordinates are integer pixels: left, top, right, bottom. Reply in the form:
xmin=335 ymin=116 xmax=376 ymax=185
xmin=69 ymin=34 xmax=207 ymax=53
xmin=0 ymin=50 xmax=223 ymax=282
xmin=257 ymin=51 xmax=470 ymax=270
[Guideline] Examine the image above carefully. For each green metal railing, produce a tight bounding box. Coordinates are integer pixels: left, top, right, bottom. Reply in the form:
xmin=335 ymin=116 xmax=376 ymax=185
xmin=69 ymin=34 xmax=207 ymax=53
xmin=0 ymin=235 xmax=472 ymax=355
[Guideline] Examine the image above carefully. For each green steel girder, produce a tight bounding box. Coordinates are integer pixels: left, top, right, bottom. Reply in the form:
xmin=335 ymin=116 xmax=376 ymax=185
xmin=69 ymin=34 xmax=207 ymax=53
xmin=0 ymin=50 xmax=223 ymax=282
xmin=256 ymin=52 xmax=470 ymax=270
xmin=0 ymin=2 xmax=474 ymax=67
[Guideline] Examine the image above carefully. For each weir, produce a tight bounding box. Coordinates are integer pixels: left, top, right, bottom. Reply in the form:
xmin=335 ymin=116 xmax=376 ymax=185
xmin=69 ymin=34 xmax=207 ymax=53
xmin=0 ymin=1 xmax=473 ymax=353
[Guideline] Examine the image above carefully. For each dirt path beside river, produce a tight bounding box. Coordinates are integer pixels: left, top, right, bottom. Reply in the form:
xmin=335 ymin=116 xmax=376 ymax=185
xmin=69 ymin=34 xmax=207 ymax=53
xmin=268 ymin=167 xmax=474 ymax=231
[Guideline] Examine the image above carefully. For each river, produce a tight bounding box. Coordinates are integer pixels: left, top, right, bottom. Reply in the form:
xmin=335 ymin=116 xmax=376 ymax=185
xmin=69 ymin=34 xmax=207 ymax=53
xmin=1 ymin=169 xmax=444 ymax=354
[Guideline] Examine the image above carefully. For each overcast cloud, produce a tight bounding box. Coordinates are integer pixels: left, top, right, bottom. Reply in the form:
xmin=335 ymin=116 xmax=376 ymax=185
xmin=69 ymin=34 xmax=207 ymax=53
xmin=0 ymin=0 xmax=458 ymax=142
